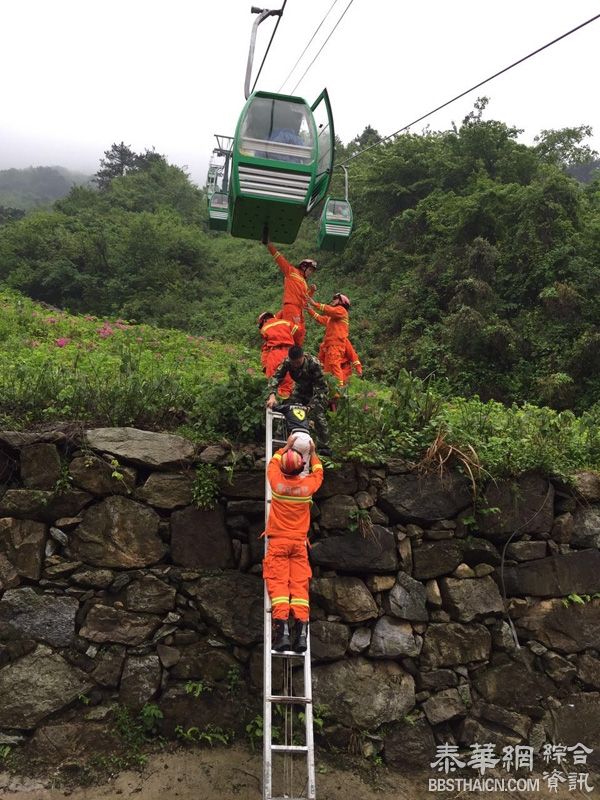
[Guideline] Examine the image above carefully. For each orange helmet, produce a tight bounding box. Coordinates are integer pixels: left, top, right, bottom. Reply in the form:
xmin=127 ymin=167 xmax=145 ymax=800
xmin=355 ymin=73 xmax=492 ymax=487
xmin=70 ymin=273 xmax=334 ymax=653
xmin=333 ymin=293 xmax=350 ymax=309
xmin=280 ymin=449 xmax=304 ymax=475
xmin=258 ymin=311 xmax=274 ymax=328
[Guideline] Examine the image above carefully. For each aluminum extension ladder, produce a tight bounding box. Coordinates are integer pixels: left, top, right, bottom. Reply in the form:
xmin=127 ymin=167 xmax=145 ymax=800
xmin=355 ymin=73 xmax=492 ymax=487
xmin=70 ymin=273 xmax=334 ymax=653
xmin=263 ymin=409 xmax=316 ymax=800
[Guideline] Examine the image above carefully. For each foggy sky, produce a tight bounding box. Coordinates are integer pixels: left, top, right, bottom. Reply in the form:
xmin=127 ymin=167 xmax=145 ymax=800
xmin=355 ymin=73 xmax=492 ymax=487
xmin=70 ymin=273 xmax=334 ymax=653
xmin=1 ymin=0 xmax=599 ymax=184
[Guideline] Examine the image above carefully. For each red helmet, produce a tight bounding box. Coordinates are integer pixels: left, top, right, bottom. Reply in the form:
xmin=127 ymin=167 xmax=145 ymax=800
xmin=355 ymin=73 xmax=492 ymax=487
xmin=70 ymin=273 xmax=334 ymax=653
xmin=257 ymin=311 xmax=274 ymax=328
xmin=298 ymin=258 xmax=317 ymax=272
xmin=280 ymin=449 xmax=304 ymax=475
xmin=333 ymin=293 xmax=351 ymax=309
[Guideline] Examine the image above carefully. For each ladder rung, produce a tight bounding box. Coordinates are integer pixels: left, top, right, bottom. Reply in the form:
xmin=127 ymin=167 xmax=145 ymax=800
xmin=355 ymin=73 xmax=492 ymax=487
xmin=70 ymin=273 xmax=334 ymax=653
xmin=268 ymin=695 xmax=311 ymax=704
xmin=270 ymin=648 xmax=306 ymax=657
xmin=271 ymin=744 xmax=309 ymax=753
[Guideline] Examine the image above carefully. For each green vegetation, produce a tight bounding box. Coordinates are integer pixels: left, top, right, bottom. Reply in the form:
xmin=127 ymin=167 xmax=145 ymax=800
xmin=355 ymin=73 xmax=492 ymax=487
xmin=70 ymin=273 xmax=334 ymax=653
xmin=191 ymin=465 xmax=220 ymax=510
xmin=1 ymin=108 xmax=600 ymax=480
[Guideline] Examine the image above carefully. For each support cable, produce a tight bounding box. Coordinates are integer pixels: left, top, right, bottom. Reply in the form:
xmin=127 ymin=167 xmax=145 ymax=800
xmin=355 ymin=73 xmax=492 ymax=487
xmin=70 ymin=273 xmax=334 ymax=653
xmin=290 ymin=0 xmax=356 ymax=94
xmin=278 ymin=0 xmax=340 ymax=93
xmin=340 ymin=11 xmax=600 ymax=166
xmin=251 ymin=0 xmax=288 ymax=94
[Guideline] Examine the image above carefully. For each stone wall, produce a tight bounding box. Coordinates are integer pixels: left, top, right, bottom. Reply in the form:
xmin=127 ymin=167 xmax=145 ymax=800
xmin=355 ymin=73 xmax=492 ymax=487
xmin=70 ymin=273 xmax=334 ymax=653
xmin=0 ymin=426 xmax=599 ymax=769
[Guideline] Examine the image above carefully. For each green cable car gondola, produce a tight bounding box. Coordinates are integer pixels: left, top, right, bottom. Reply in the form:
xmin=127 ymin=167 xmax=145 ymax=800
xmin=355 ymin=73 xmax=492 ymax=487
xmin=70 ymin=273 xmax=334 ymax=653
xmin=230 ymin=89 xmax=335 ymax=243
xmin=317 ymin=197 xmax=353 ymax=252
xmin=208 ymin=191 xmax=229 ymax=231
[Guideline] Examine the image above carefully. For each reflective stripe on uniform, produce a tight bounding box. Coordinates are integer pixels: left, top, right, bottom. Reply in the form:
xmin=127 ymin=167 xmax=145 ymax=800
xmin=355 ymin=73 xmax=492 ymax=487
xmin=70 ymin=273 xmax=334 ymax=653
xmin=290 ymin=598 xmax=309 ymax=606
xmin=272 ymin=490 xmax=312 ymax=503
xmin=272 ymin=596 xmax=289 ymax=606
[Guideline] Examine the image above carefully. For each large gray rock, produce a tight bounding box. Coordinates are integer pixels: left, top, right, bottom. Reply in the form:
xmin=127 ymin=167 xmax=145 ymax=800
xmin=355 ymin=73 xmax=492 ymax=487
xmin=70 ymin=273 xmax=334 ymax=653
xmin=422 ymin=688 xmax=466 ymax=725
xmin=311 ymin=577 xmax=378 ymax=623
xmin=312 ymin=658 xmax=415 ymax=729
xmin=310 ymin=620 xmax=350 ymax=662
xmin=369 ymin=616 xmax=420 ymax=658
xmin=20 ymin=444 xmax=62 ymax=490
xmin=135 ymin=472 xmax=194 ymax=509
xmin=422 ymin=623 xmax=491 ymax=667
xmin=79 ymin=604 xmax=160 ymax=645
xmin=571 ymin=505 xmax=600 ymax=549
xmin=0 ymin=518 xmax=46 ymax=579
xmin=69 ymin=496 xmax=165 ymax=568
xmin=0 ymin=489 xmax=92 ymax=522
xmin=310 ymin=526 xmax=398 ymax=573
xmin=502 ymin=550 xmax=600 ymax=597
xmin=0 ymin=553 xmax=19 ymax=591
xmin=85 ymin=427 xmax=195 ymax=467
xmin=515 ymin=599 xmax=600 ymax=653
xmin=69 ymin=455 xmax=136 ymax=496
xmin=0 ymin=587 xmax=78 ymax=647
xmin=170 ymin=642 xmax=238 ymax=682
xmin=318 ymin=495 xmax=357 ymax=529
xmin=473 ymin=660 xmax=555 ymax=712
xmin=119 ymin=655 xmax=161 ymax=710
xmin=572 ymin=471 xmax=600 ymax=502
xmin=577 ymin=653 xmax=600 ymax=689
xmin=219 ymin=470 xmax=264 ymax=499
xmin=91 ymin=646 xmax=126 ymax=688
xmin=460 ymin=536 xmax=501 ymax=567
xmin=383 ymin=572 xmax=428 ymax=622
xmin=413 ymin=541 xmax=463 ymax=579
xmin=170 ymin=506 xmax=233 ymax=569
xmin=384 ymin=716 xmax=436 ymax=769
xmin=476 ymin=474 xmax=554 ymax=541
xmin=379 ymin=472 xmax=471 ymax=524
xmin=186 ymin=574 xmax=263 ymax=646
xmin=0 ymin=645 xmax=92 ymax=729
xmin=125 ymin=576 xmax=176 ymax=614
xmin=316 ymin=464 xmax=358 ymax=499
xmin=439 ymin=576 xmax=504 ymax=622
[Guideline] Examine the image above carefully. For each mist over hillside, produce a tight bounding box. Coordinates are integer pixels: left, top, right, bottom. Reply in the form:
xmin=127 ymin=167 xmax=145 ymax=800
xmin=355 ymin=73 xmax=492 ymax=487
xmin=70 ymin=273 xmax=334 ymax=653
xmin=0 ymin=165 xmax=91 ymax=210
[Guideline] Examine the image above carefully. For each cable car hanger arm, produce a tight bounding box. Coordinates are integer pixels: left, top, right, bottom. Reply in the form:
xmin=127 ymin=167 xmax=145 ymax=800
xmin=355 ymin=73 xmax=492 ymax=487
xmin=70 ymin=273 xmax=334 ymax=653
xmin=245 ymin=6 xmax=283 ymax=100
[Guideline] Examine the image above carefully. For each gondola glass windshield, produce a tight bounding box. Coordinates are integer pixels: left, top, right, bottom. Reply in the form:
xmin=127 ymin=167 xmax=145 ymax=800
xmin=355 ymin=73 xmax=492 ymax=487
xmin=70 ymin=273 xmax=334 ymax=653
xmin=238 ymin=98 xmax=315 ymax=165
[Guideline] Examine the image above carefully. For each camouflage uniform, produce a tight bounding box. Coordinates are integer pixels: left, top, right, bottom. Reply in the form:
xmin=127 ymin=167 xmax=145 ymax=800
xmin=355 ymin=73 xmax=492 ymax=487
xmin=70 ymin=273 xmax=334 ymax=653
xmin=267 ymin=354 xmax=330 ymax=448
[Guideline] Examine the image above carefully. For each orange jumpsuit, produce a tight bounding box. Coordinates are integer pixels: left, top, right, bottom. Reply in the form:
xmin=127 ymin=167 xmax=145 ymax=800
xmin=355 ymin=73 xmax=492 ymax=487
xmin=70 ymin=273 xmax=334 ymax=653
xmin=260 ymin=317 xmax=296 ymax=398
xmin=341 ymin=339 xmax=363 ymax=382
xmin=268 ymin=244 xmax=315 ymax=346
xmin=263 ymin=448 xmax=324 ymax=621
xmin=307 ymin=304 xmax=350 ymax=385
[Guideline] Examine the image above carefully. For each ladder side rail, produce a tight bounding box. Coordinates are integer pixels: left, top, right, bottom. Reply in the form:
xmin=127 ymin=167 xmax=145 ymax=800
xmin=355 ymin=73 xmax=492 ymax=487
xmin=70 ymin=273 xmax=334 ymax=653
xmin=303 ymin=629 xmax=317 ymax=800
xmin=263 ymin=409 xmax=285 ymax=800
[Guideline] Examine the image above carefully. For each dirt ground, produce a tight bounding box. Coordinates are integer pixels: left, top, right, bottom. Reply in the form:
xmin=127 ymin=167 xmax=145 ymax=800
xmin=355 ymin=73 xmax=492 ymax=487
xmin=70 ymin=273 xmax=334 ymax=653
xmin=1 ymin=746 xmax=596 ymax=800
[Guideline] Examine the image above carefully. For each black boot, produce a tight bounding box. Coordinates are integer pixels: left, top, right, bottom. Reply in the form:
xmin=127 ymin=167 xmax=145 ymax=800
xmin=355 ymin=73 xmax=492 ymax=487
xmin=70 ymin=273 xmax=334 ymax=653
xmin=293 ymin=620 xmax=309 ymax=653
xmin=272 ymin=618 xmax=291 ymax=652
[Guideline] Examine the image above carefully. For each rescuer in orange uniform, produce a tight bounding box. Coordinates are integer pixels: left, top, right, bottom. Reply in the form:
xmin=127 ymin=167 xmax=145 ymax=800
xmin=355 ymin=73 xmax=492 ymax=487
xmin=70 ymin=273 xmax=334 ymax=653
xmin=310 ymin=311 xmax=363 ymax=384
xmin=263 ymin=436 xmax=324 ymax=652
xmin=266 ymin=241 xmax=317 ymax=346
xmin=307 ymin=292 xmax=351 ymax=385
xmin=257 ymin=311 xmax=296 ymax=398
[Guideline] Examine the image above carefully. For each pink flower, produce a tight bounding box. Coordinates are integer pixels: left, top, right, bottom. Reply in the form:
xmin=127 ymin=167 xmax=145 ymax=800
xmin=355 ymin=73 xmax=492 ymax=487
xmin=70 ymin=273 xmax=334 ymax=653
xmin=97 ymin=325 xmax=114 ymax=338
xmin=367 ymin=391 xmax=377 ymax=397
xmin=84 ymin=314 xmax=96 ymax=321
xmin=363 ymin=405 xmax=370 ymax=411
xmin=46 ymin=317 xmax=57 ymax=324
xmin=55 ymin=337 xmax=71 ymax=348
xmin=114 ymin=322 xmax=128 ymax=330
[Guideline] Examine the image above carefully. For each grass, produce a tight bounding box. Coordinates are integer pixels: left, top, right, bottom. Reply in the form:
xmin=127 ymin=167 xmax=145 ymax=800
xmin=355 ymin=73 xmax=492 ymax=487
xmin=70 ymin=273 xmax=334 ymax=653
xmin=2 ymin=287 xmax=600 ymax=481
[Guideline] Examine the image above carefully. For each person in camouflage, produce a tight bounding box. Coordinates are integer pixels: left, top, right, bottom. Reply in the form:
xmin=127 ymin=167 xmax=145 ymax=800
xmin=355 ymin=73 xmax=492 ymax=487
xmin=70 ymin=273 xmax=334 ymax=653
xmin=266 ymin=345 xmax=331 ymax=454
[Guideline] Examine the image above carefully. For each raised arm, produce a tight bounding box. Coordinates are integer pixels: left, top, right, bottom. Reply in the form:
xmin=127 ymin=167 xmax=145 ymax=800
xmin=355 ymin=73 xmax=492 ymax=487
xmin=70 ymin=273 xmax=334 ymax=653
xmin=267 ymin=243 xmax=292 ymax=277
xmin=307 ymin=307 xmax=328 ymax=326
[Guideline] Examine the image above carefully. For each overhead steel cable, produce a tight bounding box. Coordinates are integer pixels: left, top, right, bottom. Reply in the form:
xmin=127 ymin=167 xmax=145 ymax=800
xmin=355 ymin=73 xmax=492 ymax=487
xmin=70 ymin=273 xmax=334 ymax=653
xmin=251 ymin=0 xmax=288 ymax=94
xmin=340 ymin=11 xmax=600 ymax=166
xmin=278 ymin=0 xmax=340 ymax=93
xmin=290 ymin=0 xmax=356 ymax=95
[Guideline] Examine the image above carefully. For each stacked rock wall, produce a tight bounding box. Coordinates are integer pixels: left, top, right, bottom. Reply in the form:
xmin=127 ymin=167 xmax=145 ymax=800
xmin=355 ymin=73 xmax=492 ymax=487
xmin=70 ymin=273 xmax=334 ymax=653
xmin=0 ymin=427 xmax=599 ymax=769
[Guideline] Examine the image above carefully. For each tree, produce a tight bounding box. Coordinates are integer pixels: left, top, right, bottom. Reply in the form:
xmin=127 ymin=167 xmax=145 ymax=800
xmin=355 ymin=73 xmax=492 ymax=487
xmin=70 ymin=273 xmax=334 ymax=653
xmin=534 ymin=126 xmax=598 ymax=168
xmin=94 ymin=142 xmax=138 ymax=190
